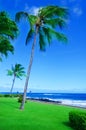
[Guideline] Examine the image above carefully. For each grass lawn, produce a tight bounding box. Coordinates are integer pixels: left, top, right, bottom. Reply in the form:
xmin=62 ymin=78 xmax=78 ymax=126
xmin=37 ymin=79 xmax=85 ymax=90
xmin=0 ymin=97 xmax=85 ymax=130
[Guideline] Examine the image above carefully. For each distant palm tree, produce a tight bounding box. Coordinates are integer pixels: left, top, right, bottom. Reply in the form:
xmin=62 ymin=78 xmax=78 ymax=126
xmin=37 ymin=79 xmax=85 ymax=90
xmin=7 ymin=64 xmax=26 ymax=94
xmin=15 ymin=5 xmax=68 ymax=109
xmin=0 ymin=11 xmax=18 ymax=61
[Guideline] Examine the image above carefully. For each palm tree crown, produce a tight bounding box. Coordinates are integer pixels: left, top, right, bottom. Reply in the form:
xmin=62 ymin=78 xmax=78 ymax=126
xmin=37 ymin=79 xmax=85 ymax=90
xmin=7 ymin=64 xmax=26 ymax=94
xmin=7 ymin=64 xmax=26 ymax=79
xmin=16 ymin=5 xmax=68 ymax=49
xmin=0 ymin=11 xmax=18 ymax=61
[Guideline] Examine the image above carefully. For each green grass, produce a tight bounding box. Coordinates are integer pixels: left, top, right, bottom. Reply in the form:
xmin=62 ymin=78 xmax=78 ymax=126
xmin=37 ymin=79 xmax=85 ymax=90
xmin=0 ymin=97 xmax=85 ymax=130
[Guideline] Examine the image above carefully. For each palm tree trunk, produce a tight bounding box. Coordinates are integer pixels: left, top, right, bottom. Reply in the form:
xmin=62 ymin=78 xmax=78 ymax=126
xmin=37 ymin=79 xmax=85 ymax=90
xmin=20 ymin=27 xmax=38 ymax=110
xmin=10 ymin=75 xmax=16 ymax=95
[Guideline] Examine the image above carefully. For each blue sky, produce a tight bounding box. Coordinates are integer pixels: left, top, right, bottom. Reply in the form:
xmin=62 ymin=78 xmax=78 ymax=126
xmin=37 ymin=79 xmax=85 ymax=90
xmin=0 ymin=0 xmax=86 ymax=93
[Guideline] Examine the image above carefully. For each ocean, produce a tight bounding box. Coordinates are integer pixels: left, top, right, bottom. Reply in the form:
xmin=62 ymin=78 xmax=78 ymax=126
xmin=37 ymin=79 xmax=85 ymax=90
xmin=1 ymin=92 xmax=86 ymax=108
xmin=27 ymin=93 xmax=86 ymax=108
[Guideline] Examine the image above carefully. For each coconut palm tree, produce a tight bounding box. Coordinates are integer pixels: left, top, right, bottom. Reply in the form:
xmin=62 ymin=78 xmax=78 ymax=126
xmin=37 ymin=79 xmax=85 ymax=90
xmin=7 ymin=64 xmax=26 ymax=94
xmin=15 ymin=5 xmax=68 ymax=109
xmin=0 ymin=11 xmax=18 ymax=61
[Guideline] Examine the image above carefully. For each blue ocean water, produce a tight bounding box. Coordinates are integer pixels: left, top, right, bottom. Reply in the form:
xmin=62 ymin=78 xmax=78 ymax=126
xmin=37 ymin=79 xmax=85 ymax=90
xmin=27 ymin=93 xmax=86 ymax=108
xmin=1 ymin=92 xmax=86 ymax=107
xmin=1 ymin=92 xmax=86 ymax=101
xmin=27 ymin=93 xmax=86 ymax=101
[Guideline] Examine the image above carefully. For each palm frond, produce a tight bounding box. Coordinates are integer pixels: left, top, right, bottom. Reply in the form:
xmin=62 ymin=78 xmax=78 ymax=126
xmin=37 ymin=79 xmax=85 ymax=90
xmin=15 ymin=64 xmax=26 ymax=79
xmin=28 ymin=15 xmax=38 ymax=27
xmin=39 ymin=28 xmax=46 ymax=51
xmin=0 ymin=36 xmax=14 ymax=57
xmin=7 ymin=70 xmax=13 ymax=76
xmin=42 ymin=27 xmax=52 ymax=44
xmin=41 ymin=26 xmax=67 ymax=48
xmin=26 ymin=28 xmax=35 ymax=45
xmin=0 ymin=30 xmax=16 ymax=40
xmin=39 ymin=26 xmax=67 ymax=51
xmin=15 ymin=12 xmax=28 ymax=22
xmin=0 ymin=57 xmax=2 ymax=62
xmin=15 ymin=12 xmax=37 ymax=28
xmin=39 ymin=5 xmax=68 ymax=19
xmin=0 ymin=12 xmax=18 ymax=39
xmin=16 ymin=71 xmax=26 ymax=79
xmin=44 ymin=18 xmax=67 ymax=29
xmin=15 ymin=64 xmax=23 ymax=71
xmin=46 ymin=27 xmax=68 ymax=43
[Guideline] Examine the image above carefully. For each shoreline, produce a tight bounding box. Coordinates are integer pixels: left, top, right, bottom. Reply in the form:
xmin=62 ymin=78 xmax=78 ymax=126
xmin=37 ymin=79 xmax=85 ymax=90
xmin=27 ymin=97 xmax=86 ymax=109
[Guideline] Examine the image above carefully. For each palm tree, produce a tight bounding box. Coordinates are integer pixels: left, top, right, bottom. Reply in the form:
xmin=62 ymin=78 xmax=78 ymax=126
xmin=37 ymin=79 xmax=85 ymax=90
xmin=15 ymin=5 xmax=68 ymax=109
xmin=0 ymin=11 xmax=18 ymax=61
xmin=7 ymin=64 xmax=26 ymax=94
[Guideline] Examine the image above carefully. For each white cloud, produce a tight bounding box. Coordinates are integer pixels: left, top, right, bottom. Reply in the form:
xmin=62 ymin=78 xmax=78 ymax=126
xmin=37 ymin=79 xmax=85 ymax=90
xmin=24 ymin=4 xmax=40 ymax=15
xmin=29 ymin=6 xmax=40 ymax=15
xmin=73 ymin=7 xmax=83 ymax=16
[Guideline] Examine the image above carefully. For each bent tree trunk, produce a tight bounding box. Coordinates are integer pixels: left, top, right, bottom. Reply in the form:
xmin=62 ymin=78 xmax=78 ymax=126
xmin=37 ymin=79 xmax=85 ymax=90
xmin=20 ymin=27 xmax=38 ymax=110
xmin=10 ymin=75 xmax=16 ymax=95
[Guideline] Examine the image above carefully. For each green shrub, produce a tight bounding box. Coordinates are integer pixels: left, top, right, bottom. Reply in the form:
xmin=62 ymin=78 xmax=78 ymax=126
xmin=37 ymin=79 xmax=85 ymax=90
xmin=0 ymin=94 xmax=3 ymax=97
xmin=18 ymin=94 xmax=27 ymax=103
xmin=4 ymin=94 xmax=11 ymax=97
xmin=69 ymin=111 xmax=86 ymax=130
xmin=18 ymin=94 xmax=23 ymax=103
xmin=12 ymin=94 xmax=19 ymax=97
xmin=4 ymin=94 xmax=20 ymax=98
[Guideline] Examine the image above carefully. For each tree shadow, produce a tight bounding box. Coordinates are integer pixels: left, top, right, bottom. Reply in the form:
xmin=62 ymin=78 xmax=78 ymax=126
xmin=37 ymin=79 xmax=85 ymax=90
xmin=63 ymin=121 xmax=73 ymax=129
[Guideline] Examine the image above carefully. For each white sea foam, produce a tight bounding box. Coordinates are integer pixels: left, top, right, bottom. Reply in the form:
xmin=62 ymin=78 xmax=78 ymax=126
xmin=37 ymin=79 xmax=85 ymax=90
xmin=27 ymin=96 xmax=86 ymax=108
xmin=43 ymin=93 xmax=53 ymax=96
xmin=40 ymin=98 xmax=86 ymax=108
xmin=52 ymin=99 xmax=86 ymax=108
xmin=43 ymin=93 xmax=62 ymax=96
xmin=62 ymin=99 xmax=86 ymax=108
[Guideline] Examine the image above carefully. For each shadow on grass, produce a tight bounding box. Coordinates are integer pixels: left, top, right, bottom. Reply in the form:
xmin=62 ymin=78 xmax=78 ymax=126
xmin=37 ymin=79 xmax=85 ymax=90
xmin=63 ymin=122 xmax=73 ymax=130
